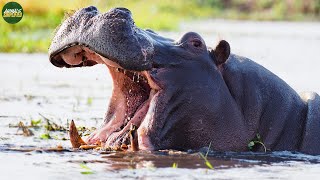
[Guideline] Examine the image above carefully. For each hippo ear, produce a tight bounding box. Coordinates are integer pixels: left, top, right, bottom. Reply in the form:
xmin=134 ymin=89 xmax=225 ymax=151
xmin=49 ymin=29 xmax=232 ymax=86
xmin=210 ymin=40 xmax=230 ymax=66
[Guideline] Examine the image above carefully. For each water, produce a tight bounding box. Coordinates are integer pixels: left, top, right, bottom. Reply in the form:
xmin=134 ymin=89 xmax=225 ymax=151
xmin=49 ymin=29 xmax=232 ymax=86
xmin=1 ymin=20 xmax=320 ymax=179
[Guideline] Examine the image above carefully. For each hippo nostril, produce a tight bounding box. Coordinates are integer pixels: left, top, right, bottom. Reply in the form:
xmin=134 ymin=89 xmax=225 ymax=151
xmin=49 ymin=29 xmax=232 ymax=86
xmin=84 ymin=6 xmax=98 ymax=12
xmin=115 ymin=7 xmax=131 ymax=14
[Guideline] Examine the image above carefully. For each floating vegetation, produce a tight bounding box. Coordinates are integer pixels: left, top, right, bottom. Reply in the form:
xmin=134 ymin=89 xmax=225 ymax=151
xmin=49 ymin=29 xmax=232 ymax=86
xmin=248 ymin=133 xmax=267 ymax=153
xmin=79 ymin=145 xmax=100 ymax=150
xmin=24 ymin=94 xmax=36 ymax=101
xmin=4 ymin=145 xmax=68 ymax=153
xmin=16 ymin=121 xmax=34 ymax=136
xmin=79 ymin=163 xmax=95 ymax=175
xmin=172 ymin=162 xmax=178 ymax=168
xmin=87 ymin=97 xmax=93 ymax=106
xmin=31 ymin=119 xmax=42 ymax=127
xmin=39 ymin=113 xmax=66 ymax=131
xmin=40 ymin=133 xmax=51 ymax=140
xmin=8 ymin=114 xmax=96 ymax=144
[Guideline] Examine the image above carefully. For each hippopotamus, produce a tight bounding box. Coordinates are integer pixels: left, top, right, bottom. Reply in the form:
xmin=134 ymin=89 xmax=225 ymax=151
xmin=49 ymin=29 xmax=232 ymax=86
xmin=48 ymin=6 xmax=320 ymax=155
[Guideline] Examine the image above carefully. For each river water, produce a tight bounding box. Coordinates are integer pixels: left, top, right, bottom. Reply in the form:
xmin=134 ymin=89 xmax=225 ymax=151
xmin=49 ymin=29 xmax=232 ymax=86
xmin=1 ymin=20 xmax=320 ymax=179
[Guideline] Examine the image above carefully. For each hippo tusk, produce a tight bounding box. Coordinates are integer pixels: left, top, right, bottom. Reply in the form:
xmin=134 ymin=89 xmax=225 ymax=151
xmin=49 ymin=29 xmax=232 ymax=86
xmin=129 ymin=124 xmax=139 ymax=151
xmin=69 ymin=120 xmax=87 ymax=148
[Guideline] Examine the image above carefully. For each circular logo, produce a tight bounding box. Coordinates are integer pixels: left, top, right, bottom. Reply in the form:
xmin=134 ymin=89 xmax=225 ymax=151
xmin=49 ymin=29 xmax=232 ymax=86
xmin=2 ymin=1 xmax=23 ymax=24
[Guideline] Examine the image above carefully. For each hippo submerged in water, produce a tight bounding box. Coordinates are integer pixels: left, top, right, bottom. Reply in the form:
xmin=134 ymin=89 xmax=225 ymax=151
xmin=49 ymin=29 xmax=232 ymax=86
xmin=49 ymin=6 xmax=320 ymax=155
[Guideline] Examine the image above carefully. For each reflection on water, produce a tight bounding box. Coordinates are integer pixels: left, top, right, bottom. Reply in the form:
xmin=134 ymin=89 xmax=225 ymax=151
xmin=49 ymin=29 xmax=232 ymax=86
xmin=1 ymin=20 xmax=320 ymax=179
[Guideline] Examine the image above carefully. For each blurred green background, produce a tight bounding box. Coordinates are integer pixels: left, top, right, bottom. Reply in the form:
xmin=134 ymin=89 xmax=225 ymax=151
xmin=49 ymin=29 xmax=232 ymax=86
xmin=1 ymin=0 xmax=319 ymax=53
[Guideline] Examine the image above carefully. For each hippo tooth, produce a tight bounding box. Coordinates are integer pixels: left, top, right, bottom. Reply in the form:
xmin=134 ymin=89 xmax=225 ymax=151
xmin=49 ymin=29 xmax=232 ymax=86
xmin=69 ymin=120 xmax=87 ymax=148
xmin=129 ymin=124 xmax=139 ymax=151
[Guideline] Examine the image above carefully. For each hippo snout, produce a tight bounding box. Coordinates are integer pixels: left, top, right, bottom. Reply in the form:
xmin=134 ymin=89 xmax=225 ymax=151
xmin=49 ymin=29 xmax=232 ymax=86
xmin=83 ymin=6 xmax=98 ymax=13
xmin=111 ymin=7 xmax=131 ymax=15
xmin=49 ymin=6 xmax=153 ymax=71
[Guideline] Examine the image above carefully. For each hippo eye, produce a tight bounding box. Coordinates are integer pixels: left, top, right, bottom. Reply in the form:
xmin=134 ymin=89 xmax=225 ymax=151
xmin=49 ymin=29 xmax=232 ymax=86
xmin=191 ymin=39 xmax=202 ymax=48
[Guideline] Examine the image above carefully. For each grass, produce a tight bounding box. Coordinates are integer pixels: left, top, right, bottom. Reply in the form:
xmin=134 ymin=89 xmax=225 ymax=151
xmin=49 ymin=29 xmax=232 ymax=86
xmin=198 ymin=142 xmax=214 ymax=170
xmin=1 ymin=0 xmax=319 ymax=53
xmin=0 ymin=10 xmax=63 ymax=52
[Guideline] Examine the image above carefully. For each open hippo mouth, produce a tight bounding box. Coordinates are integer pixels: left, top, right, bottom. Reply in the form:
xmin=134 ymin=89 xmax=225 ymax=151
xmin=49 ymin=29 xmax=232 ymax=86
xmin=49 ymin=6 xmax=244 ymax=152
xmin=49 ymin=6 xmax=162 ymax=150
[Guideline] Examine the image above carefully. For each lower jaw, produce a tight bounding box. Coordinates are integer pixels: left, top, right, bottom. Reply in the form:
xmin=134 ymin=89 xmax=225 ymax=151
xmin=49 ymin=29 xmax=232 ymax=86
xmin=88 ymin=89 xmax=159 ymax=150
xmin=104 ymin=97 xmax=151 ymax=147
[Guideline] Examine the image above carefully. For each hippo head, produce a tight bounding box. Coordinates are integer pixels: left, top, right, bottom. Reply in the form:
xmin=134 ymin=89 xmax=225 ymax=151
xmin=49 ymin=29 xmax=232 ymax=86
xmin=49 ymin=7 xmax=246 ymax=151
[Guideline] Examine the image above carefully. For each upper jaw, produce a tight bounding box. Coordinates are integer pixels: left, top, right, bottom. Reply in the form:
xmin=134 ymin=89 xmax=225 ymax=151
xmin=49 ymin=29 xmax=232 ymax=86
xmin=49 ymin=6 xmax=164 ymax=150
xmin=49 ymin=6 xmax=154 ymax=71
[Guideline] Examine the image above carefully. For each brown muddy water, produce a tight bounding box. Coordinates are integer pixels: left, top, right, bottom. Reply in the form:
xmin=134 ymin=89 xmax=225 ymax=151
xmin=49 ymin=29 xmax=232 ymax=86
xmin=1 ymin=20 xmax=320 ymax=179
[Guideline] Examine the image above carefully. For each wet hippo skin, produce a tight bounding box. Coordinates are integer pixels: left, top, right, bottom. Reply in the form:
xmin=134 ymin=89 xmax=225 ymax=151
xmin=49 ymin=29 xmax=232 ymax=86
xmin=48 ymin=6 xmax=320 ymax=155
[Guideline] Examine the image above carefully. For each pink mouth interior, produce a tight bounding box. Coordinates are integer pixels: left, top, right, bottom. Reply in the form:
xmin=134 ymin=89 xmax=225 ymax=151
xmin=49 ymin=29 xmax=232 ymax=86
xmin=59 ymin=45 xmax=159 ymax=148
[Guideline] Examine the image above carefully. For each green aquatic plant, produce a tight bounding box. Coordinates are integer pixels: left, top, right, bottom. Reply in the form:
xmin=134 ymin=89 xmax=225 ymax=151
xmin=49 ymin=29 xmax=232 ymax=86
xmin=31 ymin=119 xmax=41 ymax=127
xmin=87 ymin=97 xmax=93 ymax=106
xmin=248 ymin=133 xmax=267 ymax=152
xmin=198 ymin=142 xmax=214 ymax=170
xmin=79 ymin=163 xmax=95 ymax=175
xmin=40 ymin=133 xmax=51 ymax=139
xmin=39 ymin=113 xmax=66 ymax=131
xmin=199 ymin=153 xmax=214 ymax=170
xmin=172 ymin=162 xmax=178 ymax=168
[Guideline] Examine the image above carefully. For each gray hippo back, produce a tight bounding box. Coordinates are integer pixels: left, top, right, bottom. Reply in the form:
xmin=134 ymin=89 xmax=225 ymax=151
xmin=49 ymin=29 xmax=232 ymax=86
xmin=222 ymin=54 xmax=320 ymax=154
